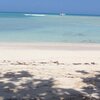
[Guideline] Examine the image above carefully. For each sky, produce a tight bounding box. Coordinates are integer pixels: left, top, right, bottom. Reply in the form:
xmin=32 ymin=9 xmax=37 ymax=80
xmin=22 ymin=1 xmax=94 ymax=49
xmin=0 ymin=0 xmax=100 ymax=15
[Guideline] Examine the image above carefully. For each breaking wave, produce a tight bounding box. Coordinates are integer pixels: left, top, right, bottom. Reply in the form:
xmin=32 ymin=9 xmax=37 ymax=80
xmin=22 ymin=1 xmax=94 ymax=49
xmin=24 ymin=14 xmax=46 ymax=17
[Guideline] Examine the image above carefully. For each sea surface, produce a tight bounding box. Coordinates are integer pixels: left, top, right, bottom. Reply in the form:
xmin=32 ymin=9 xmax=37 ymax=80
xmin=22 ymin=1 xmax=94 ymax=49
xmin=0 ymin=12 xmax=100 ymax=43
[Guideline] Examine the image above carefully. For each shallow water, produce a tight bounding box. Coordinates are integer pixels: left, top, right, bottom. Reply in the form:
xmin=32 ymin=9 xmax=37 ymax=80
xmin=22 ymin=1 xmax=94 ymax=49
xmin=0 ymin=13 xmax=100 ymax=43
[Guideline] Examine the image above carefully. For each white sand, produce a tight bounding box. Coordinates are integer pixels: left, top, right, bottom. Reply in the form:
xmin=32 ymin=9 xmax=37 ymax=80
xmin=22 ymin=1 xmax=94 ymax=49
xmin=0 ymin=43 xmax=100 ymax=99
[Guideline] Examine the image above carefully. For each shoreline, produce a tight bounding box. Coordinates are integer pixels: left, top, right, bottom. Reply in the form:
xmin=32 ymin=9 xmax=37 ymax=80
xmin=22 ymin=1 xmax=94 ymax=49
xmin=0 ymin=42 xmax=100 ymax=50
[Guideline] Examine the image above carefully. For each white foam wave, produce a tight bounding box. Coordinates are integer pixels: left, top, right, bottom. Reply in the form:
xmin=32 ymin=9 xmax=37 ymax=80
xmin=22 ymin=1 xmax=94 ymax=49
xmin=24 ymin=14 xmax=46 ymax=17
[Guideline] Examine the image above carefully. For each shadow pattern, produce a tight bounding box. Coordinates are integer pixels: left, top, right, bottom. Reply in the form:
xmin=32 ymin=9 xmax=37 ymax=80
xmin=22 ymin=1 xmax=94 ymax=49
xmin=0 ymin=70 xmax=99 ymax=100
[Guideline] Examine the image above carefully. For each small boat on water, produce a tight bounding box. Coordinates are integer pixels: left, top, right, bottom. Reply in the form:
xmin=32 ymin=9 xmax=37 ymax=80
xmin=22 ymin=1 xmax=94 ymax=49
xmin=60 ymin=13 xmax=66 ymax=16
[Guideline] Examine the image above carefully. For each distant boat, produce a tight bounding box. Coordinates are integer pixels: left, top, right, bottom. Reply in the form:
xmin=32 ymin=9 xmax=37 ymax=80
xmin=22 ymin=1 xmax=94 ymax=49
xmin=60 ymin=13 xmax=66 ymax=16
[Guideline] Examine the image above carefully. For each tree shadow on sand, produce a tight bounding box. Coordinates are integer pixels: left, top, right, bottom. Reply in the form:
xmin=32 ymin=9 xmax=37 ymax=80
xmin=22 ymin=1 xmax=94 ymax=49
xmin=76 ymin=70 xmax=100 ymax=99
xmin=0 ymin=70 xmax=99 ymax=100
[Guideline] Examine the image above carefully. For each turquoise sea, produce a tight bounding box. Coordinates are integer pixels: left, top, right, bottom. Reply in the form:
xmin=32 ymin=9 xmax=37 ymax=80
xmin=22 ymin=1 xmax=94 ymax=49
xmin=0 ymin=13 xmax=100 ymax=43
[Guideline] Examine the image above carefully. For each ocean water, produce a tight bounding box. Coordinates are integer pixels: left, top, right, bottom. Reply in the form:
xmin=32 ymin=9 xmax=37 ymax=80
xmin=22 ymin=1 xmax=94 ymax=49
xmin=0 ymin=12 xmax=100 ymax=43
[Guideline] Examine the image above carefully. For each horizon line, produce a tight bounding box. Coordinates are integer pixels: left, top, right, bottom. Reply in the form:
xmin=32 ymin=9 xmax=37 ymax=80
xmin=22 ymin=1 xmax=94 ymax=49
xmin=0 ymin=12 xmax=100 ymax=17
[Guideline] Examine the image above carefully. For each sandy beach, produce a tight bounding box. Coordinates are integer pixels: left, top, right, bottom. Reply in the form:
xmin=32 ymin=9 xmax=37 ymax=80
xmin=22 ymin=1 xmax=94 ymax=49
xmin=0 ymin=43 xmax=100 ymax=100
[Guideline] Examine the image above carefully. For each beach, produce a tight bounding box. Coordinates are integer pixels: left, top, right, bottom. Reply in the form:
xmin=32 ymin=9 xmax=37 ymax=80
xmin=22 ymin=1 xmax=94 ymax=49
xmin=0 ymin=43 xmax=100 ymax=99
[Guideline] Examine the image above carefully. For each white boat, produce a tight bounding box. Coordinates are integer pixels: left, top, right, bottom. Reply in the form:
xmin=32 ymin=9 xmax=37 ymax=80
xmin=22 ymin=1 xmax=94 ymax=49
xmin=60 ymin=13 xmax=66 ymax=16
